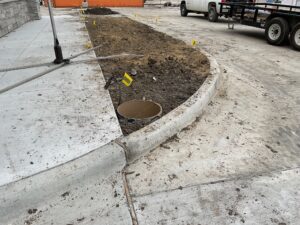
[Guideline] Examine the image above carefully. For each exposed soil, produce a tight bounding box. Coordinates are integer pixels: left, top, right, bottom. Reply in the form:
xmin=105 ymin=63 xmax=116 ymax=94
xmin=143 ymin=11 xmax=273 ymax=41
xmin=84 ymin=7 xmax=118 ymax=15
xmin=86 ymin=15 xmax=210 ymax=135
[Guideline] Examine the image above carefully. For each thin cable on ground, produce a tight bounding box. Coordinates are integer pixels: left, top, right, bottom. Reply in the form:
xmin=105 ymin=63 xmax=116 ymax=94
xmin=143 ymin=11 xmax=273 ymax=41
xmin=0 ymin=45 xmax=102 ymax=73
xmin=0 ymin=53 xmax=143 ymax=95
xmin=122 ymin=169 xmax=139 ymax=225
xmin=0 ymin=62 xmax=54 ymax=73
xmin=67 ymin=44 xmax=102 ymax=60
xmin=0 ymin=63 xmax=66 ymax=95
xmin=72 ymin=53 xmax=144 ymax=64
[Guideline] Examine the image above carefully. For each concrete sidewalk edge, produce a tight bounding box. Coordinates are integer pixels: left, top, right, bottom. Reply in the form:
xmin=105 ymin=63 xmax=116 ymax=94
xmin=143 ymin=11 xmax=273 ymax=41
xmin=0 ymin=142 xmax=128 ymax=223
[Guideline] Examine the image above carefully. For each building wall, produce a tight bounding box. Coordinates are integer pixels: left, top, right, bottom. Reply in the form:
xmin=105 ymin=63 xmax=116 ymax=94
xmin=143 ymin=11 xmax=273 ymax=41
xmin=0 ymin=0 xmax=40 ymax=38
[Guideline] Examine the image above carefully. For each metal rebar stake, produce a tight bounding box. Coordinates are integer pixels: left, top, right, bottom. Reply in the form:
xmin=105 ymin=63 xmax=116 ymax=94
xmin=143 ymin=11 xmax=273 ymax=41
xmin=48 ymin=0 xmax=64 ymax=64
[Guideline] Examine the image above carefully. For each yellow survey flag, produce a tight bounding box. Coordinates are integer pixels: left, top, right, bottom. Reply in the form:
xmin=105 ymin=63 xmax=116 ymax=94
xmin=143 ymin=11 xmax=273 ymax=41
xmin=192 ymin=39 xmax=197 ymax=46
xmin=85 ymin=42 xmax=92 ymax=49
xmin=122 ymin=73 xmax=133 ymax=87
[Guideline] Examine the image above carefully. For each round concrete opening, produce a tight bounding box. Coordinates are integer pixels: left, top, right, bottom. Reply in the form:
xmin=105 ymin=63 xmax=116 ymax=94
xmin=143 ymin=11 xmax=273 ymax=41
xmin=117 ymin=100 xmax=162 ymax=120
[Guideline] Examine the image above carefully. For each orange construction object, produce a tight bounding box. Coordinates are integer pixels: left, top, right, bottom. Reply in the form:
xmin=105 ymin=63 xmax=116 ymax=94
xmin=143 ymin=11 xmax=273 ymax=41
xmin=53 ymin=0 xmax=144 ymax=7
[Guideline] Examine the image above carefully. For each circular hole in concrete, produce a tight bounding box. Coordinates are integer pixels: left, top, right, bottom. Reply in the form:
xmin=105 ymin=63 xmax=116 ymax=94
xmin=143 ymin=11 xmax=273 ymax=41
xmin=117 ymin=100 xmax=162 ymax=120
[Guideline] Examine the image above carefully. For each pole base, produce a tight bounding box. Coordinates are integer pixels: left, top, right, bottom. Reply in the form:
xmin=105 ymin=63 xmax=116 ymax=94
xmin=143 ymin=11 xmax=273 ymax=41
xmin=53 ymin=45 xmax=64 ymax=64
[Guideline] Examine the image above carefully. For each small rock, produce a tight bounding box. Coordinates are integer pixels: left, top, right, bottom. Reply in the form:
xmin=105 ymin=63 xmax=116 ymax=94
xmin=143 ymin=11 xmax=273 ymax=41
xmin=114 ymin=190 xmax=118 ymax=198
xmin=228 ymin=209 xmax=234 ymax=216
xmin=77 ymin=217 xmax=85 ymax=222
xmin=131 ymin=69 xmax=137 ymax=76
xmin=265 ymin=144 xmax=278 ymax=153
xmin=61 ymin=191 xmax=70 ymax=197
xmin=27 ymin=208 xmax=38 ymax=214
xmin=148 ymin=57 xmax=157 ymax=66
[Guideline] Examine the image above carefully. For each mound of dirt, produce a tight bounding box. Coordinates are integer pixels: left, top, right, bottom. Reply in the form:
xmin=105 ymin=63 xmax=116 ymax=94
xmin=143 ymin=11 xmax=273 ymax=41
xmin=84 ymin=7 xmax=118 ymax=15
xmin=86 ymin=16 xmax=210 ymax=135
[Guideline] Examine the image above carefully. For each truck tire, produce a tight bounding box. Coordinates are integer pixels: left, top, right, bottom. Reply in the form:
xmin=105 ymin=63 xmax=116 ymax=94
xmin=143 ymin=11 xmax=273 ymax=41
xmin=180 ymin=3 xmax=188 ymax=17
xmin=265 ymin=17 xmax=289 ymax=46
xmin=290 ymin=23 xmax=300 ymax=51
xmin=208 ymin=7 xmax=218 ymax=22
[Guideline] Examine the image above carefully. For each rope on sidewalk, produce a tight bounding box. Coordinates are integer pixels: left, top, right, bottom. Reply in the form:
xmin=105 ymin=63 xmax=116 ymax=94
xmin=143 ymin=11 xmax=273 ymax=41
xmin=0 ymin=45 xmax=102 ymax=73
xmin=0 ymin=53 xmax=143 ymax=95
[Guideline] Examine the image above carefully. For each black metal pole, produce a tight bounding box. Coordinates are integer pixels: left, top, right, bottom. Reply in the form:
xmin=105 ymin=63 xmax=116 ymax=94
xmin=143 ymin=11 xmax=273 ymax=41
xmin=48 ymin=0 xmax=64 ymax=64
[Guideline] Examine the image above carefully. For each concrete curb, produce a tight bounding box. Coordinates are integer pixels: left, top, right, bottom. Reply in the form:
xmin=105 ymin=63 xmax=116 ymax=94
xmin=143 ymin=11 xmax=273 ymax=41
xmin=117 ymin=51 xmax=222 ymax=163
xmin=0 ymin=142 xmax=128 ymax=224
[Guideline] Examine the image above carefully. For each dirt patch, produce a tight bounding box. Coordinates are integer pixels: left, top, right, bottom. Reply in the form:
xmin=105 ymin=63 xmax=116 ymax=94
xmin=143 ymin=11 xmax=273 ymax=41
xmin=86 ymin=15 xmax=210 ymax=135
xmin=84 ymin=8 xmax=118 ymax=15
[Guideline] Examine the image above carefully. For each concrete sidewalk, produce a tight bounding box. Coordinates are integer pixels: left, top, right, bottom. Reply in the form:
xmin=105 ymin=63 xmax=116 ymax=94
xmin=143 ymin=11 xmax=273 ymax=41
xmin=0 ymin=8 xmax=122 ymax=186
xmin=132 ymin=168 xmax=300 ymax=225
xmin=114 ymin=7 xmax=300 ymax=225
xmin=1 ymin=6 xmax=299 ymax=225
xmin=0 ymin=143 xmax=131 ymax=225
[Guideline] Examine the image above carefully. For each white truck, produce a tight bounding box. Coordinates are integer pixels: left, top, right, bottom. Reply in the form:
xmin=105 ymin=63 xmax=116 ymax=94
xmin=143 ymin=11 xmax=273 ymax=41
xmin=180 ymin=0 xmax=228 ymax=21
xmin=180 ymin=0 xmax=250 ymax=21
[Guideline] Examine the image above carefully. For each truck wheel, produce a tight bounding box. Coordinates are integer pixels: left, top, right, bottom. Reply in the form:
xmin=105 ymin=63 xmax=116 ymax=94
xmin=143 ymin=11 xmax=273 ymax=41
xmin=208 ymin=7 xmax=218 ymax=22
xmin=180 ymin=3 xmax=188 ymax=17
xmin=290 ymin=23 xmax=300 ymax=51
xmin=265 ymin=17 xmax=289 ymax=46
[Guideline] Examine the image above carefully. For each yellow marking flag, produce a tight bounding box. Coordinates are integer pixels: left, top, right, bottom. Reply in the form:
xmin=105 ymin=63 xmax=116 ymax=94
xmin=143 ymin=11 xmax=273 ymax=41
xmin=85 ymin=42 xmax=92 ymax=49
xmin=122 ymin=73 xmax=133 ymax=87
xmin=80 ymin=7 xmax=85 ymax=14
xmin=192 ymin=39 xmax=197 ymax=46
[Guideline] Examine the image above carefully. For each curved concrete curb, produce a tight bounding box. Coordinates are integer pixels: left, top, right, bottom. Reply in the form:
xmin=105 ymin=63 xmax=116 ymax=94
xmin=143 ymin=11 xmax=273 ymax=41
xmin=117 ymin=51 xmax=222 ymax=163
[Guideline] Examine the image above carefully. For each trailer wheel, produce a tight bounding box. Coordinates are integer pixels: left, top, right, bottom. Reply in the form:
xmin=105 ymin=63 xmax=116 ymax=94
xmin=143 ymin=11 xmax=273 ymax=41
xmin=208 ymin=7 xmax=218 ymax=22
xmin=180 ymin=3 xmax=188 ymax=17
xmin=265 ymin=17 xmax=289 ymax=45
xmin=290 ymin=23 xmax=300 ymax=51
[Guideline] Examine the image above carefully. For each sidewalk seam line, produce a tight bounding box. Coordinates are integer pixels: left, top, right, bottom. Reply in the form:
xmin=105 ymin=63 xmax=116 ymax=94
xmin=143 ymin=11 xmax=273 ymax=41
xmin=130 ymin=166 xmax=300 ymax=199
xmin=122 ymin=169 xmax=139 ymax=225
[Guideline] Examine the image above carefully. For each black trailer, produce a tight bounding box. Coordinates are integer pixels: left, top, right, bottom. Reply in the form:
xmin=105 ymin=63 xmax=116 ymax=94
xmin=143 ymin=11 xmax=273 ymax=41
xmin=219 ymin=2 xmax=300 ymax=50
